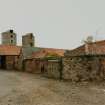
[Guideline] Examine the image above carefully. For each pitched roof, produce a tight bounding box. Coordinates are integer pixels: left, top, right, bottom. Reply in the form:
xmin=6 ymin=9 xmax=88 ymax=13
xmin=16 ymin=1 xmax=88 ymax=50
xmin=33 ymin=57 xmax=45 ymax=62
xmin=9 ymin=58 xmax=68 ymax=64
xmin=31 ymin=47 xmax=65 ymax=59
xmin=21 ymin=46 xmax=66 ymax=59
xmin=65 ymin=40 xmax=105 ymax=57
xmin=64 ymin=47 xmax=84 ymax=57
xmin=41 ymin=48 xmax=65 ymax=56
xmin=0 ymin=45 xmax=21 ymax=55
xmin=31 ymin=49 xmax=48 ymax=59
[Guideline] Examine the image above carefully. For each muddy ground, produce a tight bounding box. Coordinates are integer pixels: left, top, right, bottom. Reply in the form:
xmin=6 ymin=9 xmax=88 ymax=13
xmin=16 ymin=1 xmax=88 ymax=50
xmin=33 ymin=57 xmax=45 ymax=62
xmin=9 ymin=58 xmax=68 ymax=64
xmin=0 ymin=70 xmax=105 ymax=105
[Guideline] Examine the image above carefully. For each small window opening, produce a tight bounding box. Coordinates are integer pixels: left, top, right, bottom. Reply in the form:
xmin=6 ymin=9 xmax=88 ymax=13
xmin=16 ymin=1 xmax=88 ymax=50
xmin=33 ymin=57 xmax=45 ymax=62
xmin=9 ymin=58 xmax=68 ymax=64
xmin=11 ymin=40 xmax=13 ymax=43
xmin=30 ymin=33 xmax=33 ymax=39
xmin=11 ymin=35 xmax=13 ymax=38
xmin=30 ymin=42 xmax=33 ymax=47
xmin=10 ymin=30 xmax=13 ymax=33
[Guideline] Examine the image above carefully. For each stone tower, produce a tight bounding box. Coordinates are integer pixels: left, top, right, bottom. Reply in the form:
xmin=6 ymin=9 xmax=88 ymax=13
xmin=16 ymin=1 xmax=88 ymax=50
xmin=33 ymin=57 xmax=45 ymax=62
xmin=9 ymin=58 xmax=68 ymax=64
xmin=1 ymin=30 xmax=17 ymax=45
xmin=22 ymin=33 xmax=35 ymax=47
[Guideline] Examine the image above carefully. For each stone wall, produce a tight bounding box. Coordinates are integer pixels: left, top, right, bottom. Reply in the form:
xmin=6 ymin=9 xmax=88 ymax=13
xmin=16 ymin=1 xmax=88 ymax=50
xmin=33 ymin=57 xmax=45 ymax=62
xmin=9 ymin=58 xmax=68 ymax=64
xmin=22 ymin=33 xmax=35 ymax=47
xmin=63 ymin=55 xmax=105 ymax=82
xmin=23 ymin=58 xmax=62 ymax=79
xmin=17 ymin=49 xmax=25 ymax=71
xmin=24 ymin=59 xmax=47 ymax=74
xmin=44 ymin=60 xmax=61 ymax=79
xmin=6 ymin=56 xmax=19 ymax=70
xmin=1 ymin=30 xmax=17 ymax=45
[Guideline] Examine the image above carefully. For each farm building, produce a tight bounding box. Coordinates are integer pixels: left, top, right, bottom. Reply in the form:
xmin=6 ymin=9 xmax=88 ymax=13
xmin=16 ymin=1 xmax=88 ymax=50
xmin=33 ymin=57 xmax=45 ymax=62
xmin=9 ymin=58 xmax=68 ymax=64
xmin=63 ymin=40 xmax=105 ymax=82
xmin=18 ymin=46 xmax=41 ymax=71
xmin=23 ymin=48 xmax=65 ymax=79
xmin=0 ymin=45 xmax=21 ymax=70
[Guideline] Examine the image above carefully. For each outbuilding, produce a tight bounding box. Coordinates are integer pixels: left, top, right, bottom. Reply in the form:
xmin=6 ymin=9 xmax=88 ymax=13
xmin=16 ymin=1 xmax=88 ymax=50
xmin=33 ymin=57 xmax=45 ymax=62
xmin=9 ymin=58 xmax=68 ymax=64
xmin=0 ymin=45 xmax=21 ymax=70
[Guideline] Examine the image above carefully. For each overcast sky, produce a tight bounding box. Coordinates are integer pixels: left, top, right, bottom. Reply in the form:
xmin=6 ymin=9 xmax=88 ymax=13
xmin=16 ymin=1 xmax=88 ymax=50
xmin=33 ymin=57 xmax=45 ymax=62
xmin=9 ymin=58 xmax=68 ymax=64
xmin=0 ymin=0 xmax=105 ymax=49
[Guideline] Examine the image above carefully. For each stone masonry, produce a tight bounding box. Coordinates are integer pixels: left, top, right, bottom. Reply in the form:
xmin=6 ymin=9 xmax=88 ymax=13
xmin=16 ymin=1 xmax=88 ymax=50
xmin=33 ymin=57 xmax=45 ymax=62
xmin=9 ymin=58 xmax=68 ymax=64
xmin=63 ymin=55 xmax=105 ymax=82
xmin=1 ymin=30 xmax=17 ymax=45
xmin=44 ymin=59 xmax=61 ymax=79
xmin=22 ymin=33 xmax=35 ymax=47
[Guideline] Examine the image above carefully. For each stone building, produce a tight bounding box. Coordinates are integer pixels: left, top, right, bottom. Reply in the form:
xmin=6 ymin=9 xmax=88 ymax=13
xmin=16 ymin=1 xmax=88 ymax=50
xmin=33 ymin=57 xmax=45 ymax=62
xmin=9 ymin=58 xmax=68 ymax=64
xmin=1 ymin=30 xmax=17 ymax=45
xmin=14 ymin=32 xmax=36 ymax=70
xmin=31 ymin=48 xmax=64 ymax=78
xmin=24 ymin=57 xmax=62 ymax=79
xmin=23 ymin=48 xmax=64 ymax=79
xmin=18 ymin=47 xmax=41 ymax=71
xmin=24 ymin=58 xmax=47 ymax=74
xmin=63 ymin=40 xmax=105 ymax=82
xmin=22 ymin=33 xmax=35 ymax=47
xmin=0 ymin=29 xmax=66 ymax=79
xmin=0 ymin=45 xmax=21 ymax=70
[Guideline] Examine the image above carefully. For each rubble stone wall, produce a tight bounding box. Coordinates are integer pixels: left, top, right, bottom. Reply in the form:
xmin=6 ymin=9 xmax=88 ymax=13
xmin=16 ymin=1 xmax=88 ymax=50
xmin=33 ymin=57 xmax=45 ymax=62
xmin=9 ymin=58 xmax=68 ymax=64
xmin=24 ymin=58 xmax=61 ymax=79
xmin=24 ymin=59 xmax=46 ymax=74
xmin=22 ymin=33 xmax=35 ymax=47
xmin=44 ymin=60 xmax=61 ymax=79
xmin=62 ymin=55 xmax=105 ymax=82
xmin=6 ymin=56 xmax=19 ymax=70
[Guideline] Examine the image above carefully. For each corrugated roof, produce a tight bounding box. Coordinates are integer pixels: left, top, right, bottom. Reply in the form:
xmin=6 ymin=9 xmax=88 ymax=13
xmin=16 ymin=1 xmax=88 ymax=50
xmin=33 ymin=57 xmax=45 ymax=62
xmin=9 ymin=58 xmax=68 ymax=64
xmin=0 ymin=45 xmax=21 ymax=55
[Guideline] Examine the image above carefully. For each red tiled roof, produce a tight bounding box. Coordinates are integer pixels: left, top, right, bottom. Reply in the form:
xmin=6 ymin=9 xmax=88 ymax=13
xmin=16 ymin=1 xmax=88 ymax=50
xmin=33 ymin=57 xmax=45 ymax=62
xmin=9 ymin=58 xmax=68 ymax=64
xmin=31 ymin=50 xmax=47 ymax=58
xmin=0 ymin=45 xmax=21 ymax=55
xmin=65 ymin=40 xmax=105 ymax=56
xmin=87 ymin=40 xmax=105 ymax=54
xmin=41 ymin=48 xmax=65 ymax=56
xmin=31 ymin=48 xmax=65 ymax=59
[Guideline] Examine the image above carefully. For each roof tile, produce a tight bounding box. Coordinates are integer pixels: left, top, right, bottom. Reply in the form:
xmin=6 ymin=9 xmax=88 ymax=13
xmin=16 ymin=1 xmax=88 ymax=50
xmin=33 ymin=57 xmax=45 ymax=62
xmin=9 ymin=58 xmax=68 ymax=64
xmin=0 ymin=45 xmax=21 ymax=55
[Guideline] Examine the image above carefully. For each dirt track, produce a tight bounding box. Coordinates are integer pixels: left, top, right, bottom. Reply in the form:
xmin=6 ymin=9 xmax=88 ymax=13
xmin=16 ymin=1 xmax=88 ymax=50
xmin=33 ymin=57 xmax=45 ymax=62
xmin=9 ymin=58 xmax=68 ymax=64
xmin=0 ymin=70 xmax=105 ymax=105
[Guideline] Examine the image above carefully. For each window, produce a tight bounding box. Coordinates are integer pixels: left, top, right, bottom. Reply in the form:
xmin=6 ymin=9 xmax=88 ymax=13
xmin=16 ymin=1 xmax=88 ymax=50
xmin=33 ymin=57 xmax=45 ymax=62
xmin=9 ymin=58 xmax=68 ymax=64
xmin=11 ymin=35 xmax=13 ymax=38
xmin=10 ymin=30 xmax=13 ymax=33
xmin=11 ymin=40 xmax=13 ymax=43
xmin=30 ymin=42 xmax=33 ymax=47
xmin=30 ymin=33 xmax=33 ymax=39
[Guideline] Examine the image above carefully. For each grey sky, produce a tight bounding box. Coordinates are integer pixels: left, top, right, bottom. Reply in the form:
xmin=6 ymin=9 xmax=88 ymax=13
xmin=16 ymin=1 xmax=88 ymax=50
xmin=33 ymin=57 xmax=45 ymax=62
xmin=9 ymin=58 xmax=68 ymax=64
xmin=0 ymin=0 xmax=105 ymax=49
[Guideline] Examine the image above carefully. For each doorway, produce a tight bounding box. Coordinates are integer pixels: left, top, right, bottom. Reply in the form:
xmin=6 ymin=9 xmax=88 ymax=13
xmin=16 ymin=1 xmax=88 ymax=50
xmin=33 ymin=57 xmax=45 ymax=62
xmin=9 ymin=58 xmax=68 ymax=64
xmin=0 ymin=56 xmax=6 ymax=69
xmin=41 ymin=65 xmax=45 ymax=73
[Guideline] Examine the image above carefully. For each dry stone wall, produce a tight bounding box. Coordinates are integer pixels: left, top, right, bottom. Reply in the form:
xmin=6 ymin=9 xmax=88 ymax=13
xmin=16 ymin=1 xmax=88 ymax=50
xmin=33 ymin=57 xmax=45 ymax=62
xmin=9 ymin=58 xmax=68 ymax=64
xmin=63 ymin=55 xmax=105 ymax=82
